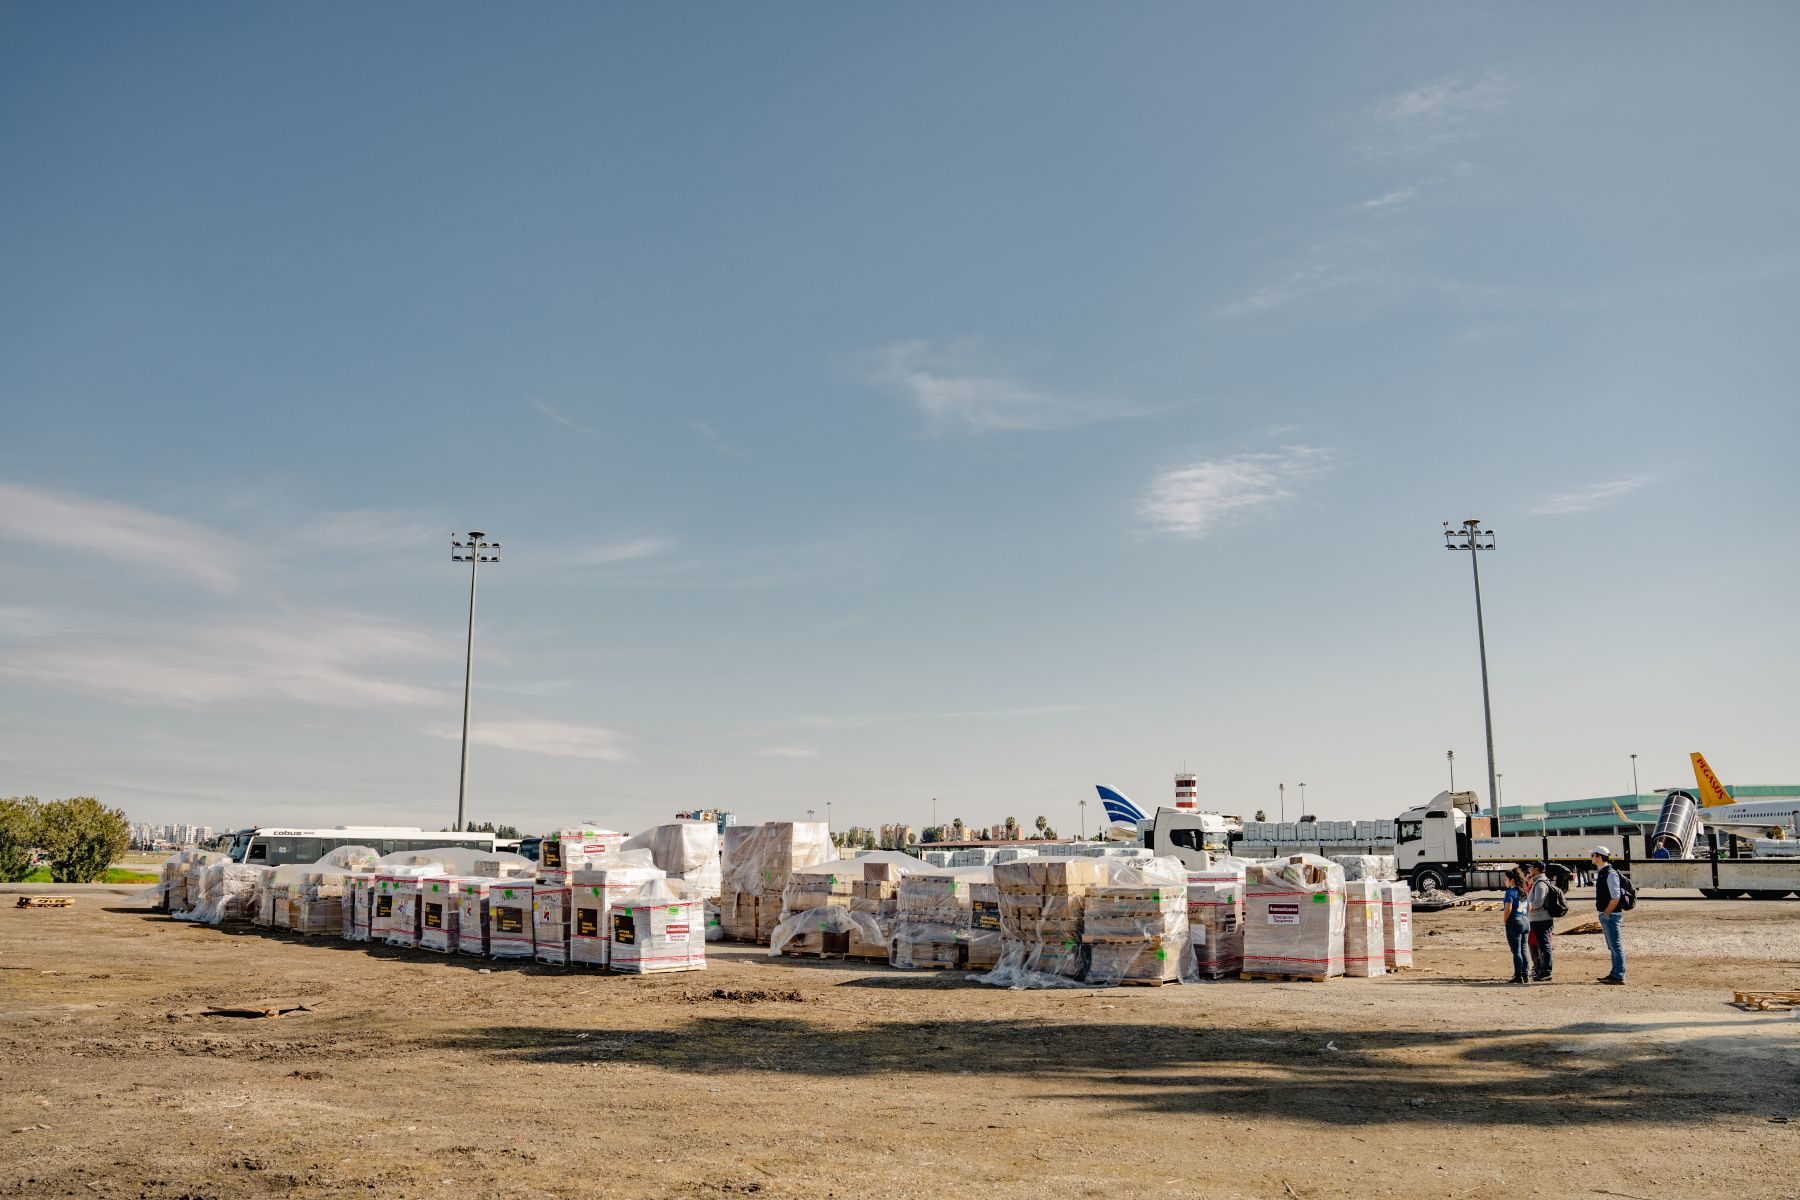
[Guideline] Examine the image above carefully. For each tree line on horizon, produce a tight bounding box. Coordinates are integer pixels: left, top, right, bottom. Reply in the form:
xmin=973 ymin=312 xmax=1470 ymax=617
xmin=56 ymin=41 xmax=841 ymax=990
xmin=0 ymin=796 xmax=132 ymax=883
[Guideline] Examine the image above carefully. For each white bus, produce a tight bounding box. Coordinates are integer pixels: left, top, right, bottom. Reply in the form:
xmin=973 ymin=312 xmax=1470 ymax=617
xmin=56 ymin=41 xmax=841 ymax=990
xmin=218 ymin=826 xmax=499 ymax=867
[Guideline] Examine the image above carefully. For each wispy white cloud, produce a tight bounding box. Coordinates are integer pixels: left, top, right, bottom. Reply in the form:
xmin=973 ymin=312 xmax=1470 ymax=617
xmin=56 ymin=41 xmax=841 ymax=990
xmin=1217 ymin=246 xmax=1390 ymax=317
xmin=787 ymin=704 xmax=1088 ymax=732
xmin=686 ymin=421 xmax=745 ymax=459
xmin=1528 ymin=475 xmax=1651 ymax=516
xmin=1360 ymin=186 xmax=1421 ymax=212
xmin=297 ymin=508 xmax=440 ymax=552
xmin=1359 ymin=72 xmax=1514 ymax=160
xmin=559 ymin=537 xmax=677 ymax=567
xmin=754 ymin=746 xmax=820 ymax=759
xmin=1138 ymin=446 xmax=1331 ymax=539
xmin=0 ymin=612 xmax=449 ymax=709
xmin=0 ymin=481 xmax=243 ymax=593
xmin=532 ymin=398 xmax=597 ymax=437
xmin=867 ymin=339 xmax=1146 ymax=434
xmin=430 ymin=717 xmax=630 ymax=762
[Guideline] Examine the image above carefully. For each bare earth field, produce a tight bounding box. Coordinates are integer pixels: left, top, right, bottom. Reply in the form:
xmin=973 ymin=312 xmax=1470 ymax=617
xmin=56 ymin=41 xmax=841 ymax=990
xmin=2 ymin=888 xmax=1796 ymax=1200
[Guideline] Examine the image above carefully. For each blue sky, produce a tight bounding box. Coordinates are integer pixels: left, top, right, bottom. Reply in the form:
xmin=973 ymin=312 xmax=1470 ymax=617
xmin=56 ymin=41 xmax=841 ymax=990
xmin=3 ymin=4 xmax=1797 ymax=835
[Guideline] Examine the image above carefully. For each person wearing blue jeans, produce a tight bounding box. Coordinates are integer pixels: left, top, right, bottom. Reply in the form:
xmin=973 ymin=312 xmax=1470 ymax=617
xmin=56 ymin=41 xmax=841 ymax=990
xmin=1591 ymin=847 xmax=1626 ymax=984
xmin=1501 ymin=868 xmax=1530 ymax=983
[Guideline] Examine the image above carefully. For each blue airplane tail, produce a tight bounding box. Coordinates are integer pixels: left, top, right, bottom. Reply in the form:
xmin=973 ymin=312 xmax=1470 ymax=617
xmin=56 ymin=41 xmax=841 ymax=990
xmin=1096 ymin=785 xmax=1146 ymax=827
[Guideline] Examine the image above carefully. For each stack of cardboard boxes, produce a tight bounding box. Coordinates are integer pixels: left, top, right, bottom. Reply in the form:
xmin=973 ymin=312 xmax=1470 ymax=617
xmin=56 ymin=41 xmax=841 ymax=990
xmin=1083 ymin=879 xmax=1188 ymax=985
xmin=288 ymin=873 xmax=347 ymax=935
xmin=1184 ymin=879 xmax=1245 ymax=978
xmin=487 ymin=882 xmax=536 ymax=958
xmin=343 ymin=875 xmax=375 ymax=941
xmin=1242 ymin=855 xmax=1346 ymax=980
xmin=1342 ymin=878 xmax=1387 ymax=977
xmin=533 ymin=883 xmax=572 ymax=965
xmin=569 ymin=864 xmax=666 ymax=967
xmin=849 ymin=863 xmax=900 ymax=959
xmin=454 ymin=878 xmax=493 ymax=956
xmin=994 ymin=858 xmax=1101 ymax=983
xmin=609 ymin=880 xmax=705 ymax=974
xmin=1379 ymin=879 xmax=1414 ymax=970
xmin=891 ymin=872 xmax=984 ymax=969
xmin=418 ymin=876 xmax=460 ymax=952
xmin=778 ymin=869 xmax=855 ymax=955
xmin=718 ymin=821 xmax=832 ymax=944
xmin=536 ymin=828 xmax=626 ymax=886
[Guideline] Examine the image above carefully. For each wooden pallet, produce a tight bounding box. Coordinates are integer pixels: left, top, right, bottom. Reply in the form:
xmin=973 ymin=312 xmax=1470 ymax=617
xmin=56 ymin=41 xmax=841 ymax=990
xmin=1241 ymin=971 xmax=1335 ymax=983
xmin=15 ymin=896 xmax=74 ymax=908
xmin=1114 ymin=976 xmax=1177 ymax=987
xmin=1733 ymin=990 xmax=1800 ymax=1011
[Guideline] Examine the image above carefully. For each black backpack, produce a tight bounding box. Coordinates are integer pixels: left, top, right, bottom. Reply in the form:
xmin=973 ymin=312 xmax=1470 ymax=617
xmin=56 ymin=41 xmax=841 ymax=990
xmin=1544 ymin=882 xmax=1568 ymax=919
xmin=1615 ymin=870 xmax=1637 ymax=912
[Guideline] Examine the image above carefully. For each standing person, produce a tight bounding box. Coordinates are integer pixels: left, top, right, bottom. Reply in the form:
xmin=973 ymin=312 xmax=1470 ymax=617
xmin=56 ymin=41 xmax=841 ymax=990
xmin=1501 ymin=868 xmax=1530 ymax=984
xmin=1592 ymin=846 xmax=1627 ymax=985
xmin=1525 ymin=861 xmax=1556 ymax=982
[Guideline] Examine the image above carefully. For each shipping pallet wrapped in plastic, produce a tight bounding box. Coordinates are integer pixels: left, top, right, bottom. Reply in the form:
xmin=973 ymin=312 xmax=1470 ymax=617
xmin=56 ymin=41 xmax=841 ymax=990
xmin=1083 ymin=863 xmax=1189 ymax=986
xmin=1378 ymin=880 xmax=1414 ymax=969
xmin=769 ymin=902 xmax=887 ymax=958
xmin=718 ymin=820 xmax=833 ymax=943
xmin=1330 ymin=854 xmax=1398 ymax=883
xmin=889 ymin=866 xmax=986 ymax=969
xmin=983 ymin=857 xmax=1103 ymax=987
xmin=850 ymin=877 xmax=898 ymax=959
xmin=624 ymin=821 xmax=722 ymax=900
xmin=537 ymin=827 xmax=626 ymax=885
xmin=487 ymin=882 xmax=536 ymax=958
xmin=254 ymin=876 xmax=277 ymax=927
xmin=418 ymin=876 xmax=461 ymax=952
xmin=533 ymin=884 xmax=572 ymax=965
xmin=569 ymin=855 xmax=666 ymax=967
xmin=611 ymin=878 xmax=706 ymax=973
xmin=1242 ymin=855 xmax=1345 ymax=980
xmin=454 ymin=878 xmax=493 ymax=956
xmin=344 ymin=875 xmax=375 ymax=941
xmin=158 ymin=850 xmax=213 ymax=914
xmin=177 ymin=862 xmax=268 ymax=925
xmin=1342 ymin=878 xmax=1387 ymax=977
xmin=269 ymin=883 xmax=291 ymax=929
xmin=1185 ymin=880 xmax=1244 ymax=978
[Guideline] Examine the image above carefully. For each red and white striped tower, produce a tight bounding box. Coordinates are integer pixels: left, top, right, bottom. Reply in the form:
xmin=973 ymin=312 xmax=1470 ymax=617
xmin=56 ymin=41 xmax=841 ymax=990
xmin=1175 ymin=772 xmax=1198 ymax=811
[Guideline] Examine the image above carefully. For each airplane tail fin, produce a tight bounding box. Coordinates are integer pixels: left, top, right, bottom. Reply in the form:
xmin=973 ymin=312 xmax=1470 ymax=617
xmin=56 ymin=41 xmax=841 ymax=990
xmin=1690 ymin=753 xmax=1733 ymax=807
xmin=1096 ymin=785 xmax=1147 ymax=826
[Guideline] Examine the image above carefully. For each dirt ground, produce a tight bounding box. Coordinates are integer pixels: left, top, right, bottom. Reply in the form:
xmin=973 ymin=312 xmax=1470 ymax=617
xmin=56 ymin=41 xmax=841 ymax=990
xmin=2 ymin=887 xmax=1796 ymax=1200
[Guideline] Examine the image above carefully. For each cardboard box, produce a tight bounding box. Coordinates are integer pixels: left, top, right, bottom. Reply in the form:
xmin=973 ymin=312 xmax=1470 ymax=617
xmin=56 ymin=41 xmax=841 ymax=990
xmin=1379 ymin=880 xmax=1414 ymax=969
xmin=1242 ymin=856 xmax=1345 ymax=979
xmin=1343 ymin=879 xmax=1386 ymax=977
xmin=610 ymin=897 xmax=705 ymax=974
xmin=533 ymin=884 xmax=572 ymax=965
xmin=385 ymin=881 xmax=423 ymax=949
xmin=454 ymin=879 xmax=492 ymax=956
xmin=1186 ymin=880 xmax=1244 ymax=978
xmin=993 ymin=858 xmax=1101 ymax=895
xmin=568 ymin=867 xmax=665 ymax=966
xmin=487 ymin=883 xmax=536 ymax=958
xmin=719 ymin=890 xmax=759 ymax=941
xmin=418 ymin=876 xmax=460 ymax=953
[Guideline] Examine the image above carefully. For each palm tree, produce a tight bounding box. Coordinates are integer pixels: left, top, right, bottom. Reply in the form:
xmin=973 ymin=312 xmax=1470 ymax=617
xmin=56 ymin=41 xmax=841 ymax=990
xmin=1033 ymin=815 xmax=1048 ymax=839
xmin=951 ymin=817 xmax=965 ymax=839
xmin=1004 ymin=815 xmax=1019 ymax=839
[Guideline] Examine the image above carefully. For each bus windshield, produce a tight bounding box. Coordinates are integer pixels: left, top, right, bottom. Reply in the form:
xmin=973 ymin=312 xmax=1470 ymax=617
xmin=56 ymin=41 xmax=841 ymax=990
xmin=226 ymin=831 xmax=252 ymax=862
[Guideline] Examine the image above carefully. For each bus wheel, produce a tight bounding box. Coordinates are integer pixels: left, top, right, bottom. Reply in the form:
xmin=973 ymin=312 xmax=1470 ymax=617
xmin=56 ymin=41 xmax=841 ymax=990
xmin=1747 ymin=890 xmax=1789 ymax=900
xmin=1698 ymin=888 xmax=1731 ymax=900
xmin=1412 ymin=867 xmax=1448 ymax=895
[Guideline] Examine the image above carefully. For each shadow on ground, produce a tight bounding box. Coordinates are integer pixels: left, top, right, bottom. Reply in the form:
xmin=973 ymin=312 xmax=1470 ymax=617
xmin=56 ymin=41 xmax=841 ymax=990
xmin=429 ymin=1013 xmax=1799 ymax=1126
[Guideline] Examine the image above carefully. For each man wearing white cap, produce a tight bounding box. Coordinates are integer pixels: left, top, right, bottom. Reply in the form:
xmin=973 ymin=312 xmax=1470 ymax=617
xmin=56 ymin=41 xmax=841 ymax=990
xmin=1591 ymin=846 xmax=1627 ymax=985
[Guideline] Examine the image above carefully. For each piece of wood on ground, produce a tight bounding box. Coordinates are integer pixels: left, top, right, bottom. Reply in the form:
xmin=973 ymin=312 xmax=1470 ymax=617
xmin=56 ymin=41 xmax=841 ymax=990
xmin=1731 ymin=990 xmax=1800 ymax=1011
xmin=193 ymin=997 xmax=325 ymax=1019
xmin=15 ymin=896 xmax=76 ymax=908
xmin=1560 ymin=920 xmax=1603 ymax=935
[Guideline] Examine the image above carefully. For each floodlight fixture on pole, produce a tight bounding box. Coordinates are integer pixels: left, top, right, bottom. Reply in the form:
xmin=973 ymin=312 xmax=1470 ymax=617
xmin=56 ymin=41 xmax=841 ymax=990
xmin=1447 ymin=750 xmax=1456 ymax=793
xmin=1279 ymin=782 xmax=1285 ymax=824
xmin=1298 ymin=782 xmax=1307 ymax=817
xmin=1631 ymin=754 xmax=1639 ymax=798
xmin=1078 ymin=797 xmax=1086 ymax=840
xmin=1443 ymin=519 xmax=1499 ymax=818
xmin=451 ymin=530 xmax=501 ymax=833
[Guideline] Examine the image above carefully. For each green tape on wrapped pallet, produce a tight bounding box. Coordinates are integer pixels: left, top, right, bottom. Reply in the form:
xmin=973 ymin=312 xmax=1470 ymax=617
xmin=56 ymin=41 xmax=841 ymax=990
xmin=668 ymin=905 xmax=679 ymax=913
xmin=1150 ymin=891 xmax=1160 ymax=902
xmin=1154 ymin=948 xmax=1167 ymax=960
xmin=591 ymin=887 xmax=601 ymax=896
xmin=1312 ymin=893 xmax=1328 ymax=903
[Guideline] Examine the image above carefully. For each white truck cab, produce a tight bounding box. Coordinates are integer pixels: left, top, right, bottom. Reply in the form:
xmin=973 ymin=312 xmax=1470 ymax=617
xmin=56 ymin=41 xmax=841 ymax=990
xmin=1136 ymin=808 xmax=1238 ymax=871
xmin=1393 ymin=790 xmax=1489 ymax=893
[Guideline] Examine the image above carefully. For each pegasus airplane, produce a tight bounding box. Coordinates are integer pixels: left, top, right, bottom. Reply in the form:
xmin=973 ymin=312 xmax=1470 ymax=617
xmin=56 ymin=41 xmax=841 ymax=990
xmin=1688 ymin=753 xmax=1800 ymax=839
xmin=1095 ymin=785 xmax=1147 ymax=835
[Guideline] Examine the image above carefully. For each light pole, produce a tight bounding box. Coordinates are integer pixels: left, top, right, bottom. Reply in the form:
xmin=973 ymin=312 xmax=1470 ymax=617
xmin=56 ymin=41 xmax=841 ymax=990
xmin=1078 ymin=797 xmax=1087 ymax=840
xmin=451 ymin=530 xmax=501 ymax=833
xmin=1497 ymin=773 xmax=1505 ymax=805
xmin=1444 ymin=519 xmax=1499 ymax=817
xmin=1447 ymin=750 xmax=1456 ymax=793
xmin=1298 ymin=782 xmax=1307 ymax=816
xmin=1630 ymin=754 xmax=1639 ymax=798
xmin=1279 ymin=783 xmax=1286 ymax=824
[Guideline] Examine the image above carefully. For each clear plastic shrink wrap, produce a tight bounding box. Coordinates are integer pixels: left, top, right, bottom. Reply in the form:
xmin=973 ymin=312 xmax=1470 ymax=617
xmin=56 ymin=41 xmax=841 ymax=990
xmin=537 ymin=828 xmax=626 ymax=885
xmin=454 ymin=878 xmax=493 ymax=956
xmin=623 ymin=821 xmax=722 ymax=899
xmin=177 ymin=863 xmax=268 ymax=925
xmin=610 ymin=878 xmax=706 ymax=973
xmin=984 ymin=857 xmax=1103 ymax=987
xmin=418 ymin=876 xmax=461 ymax=952
xmin=1378 ymin=880 xmax=1414 ymax=969
xmin=718 ymin=821 xmax=832 ymax=943
xmin=1330 ymin=855 xmax=1398 ymax=882
xmin=890 ymin=866 xmax=988 ymax=969
xmin=487 ymin=881 xmax=536 ymax=958
xmin=569 ymin=855 xmax=666 ymax=966
xmin=533 ymin=883 xmax=572 ymax=965
xmin=1186 ymin=856 xmax=1249 ymax=979
xmin=1081 ymin=857 xmax=1189 ymax=986
xmin=344 ymin=874 xmax=375 ymax=941
xmin=1242 ymin=854 xmax=1345 ymax=979
xmin=1342 ymin=878 xmax=1386 ymax=977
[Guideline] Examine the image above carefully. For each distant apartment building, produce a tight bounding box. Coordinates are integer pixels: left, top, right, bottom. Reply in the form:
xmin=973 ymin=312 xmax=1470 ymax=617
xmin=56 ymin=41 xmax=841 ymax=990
xmin=675 ymin=809 xmax=737 ymax=834
xmin=879 ymin=823 xmax=916 ymax=848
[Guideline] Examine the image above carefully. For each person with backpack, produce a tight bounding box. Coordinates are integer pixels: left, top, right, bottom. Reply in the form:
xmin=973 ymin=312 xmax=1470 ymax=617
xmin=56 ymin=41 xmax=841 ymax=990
xmin=1592 ymin=846 xmax=1631 ymax=985
xmin=1524 ymin=861 xmax=1563 ymax=982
